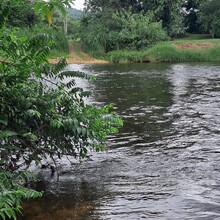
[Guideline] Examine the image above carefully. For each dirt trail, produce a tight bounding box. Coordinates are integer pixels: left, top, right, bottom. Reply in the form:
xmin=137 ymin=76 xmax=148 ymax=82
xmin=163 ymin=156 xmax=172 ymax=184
xmin=174 ymin=42 xmax=214 ymax=50
xmin=49 ymin=41 xmax=108 ymax=64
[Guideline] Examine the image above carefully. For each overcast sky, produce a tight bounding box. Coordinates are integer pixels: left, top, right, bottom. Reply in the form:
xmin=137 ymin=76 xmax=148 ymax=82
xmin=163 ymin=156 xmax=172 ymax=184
xmin=73 ymin=0 xmax=85 ymax=10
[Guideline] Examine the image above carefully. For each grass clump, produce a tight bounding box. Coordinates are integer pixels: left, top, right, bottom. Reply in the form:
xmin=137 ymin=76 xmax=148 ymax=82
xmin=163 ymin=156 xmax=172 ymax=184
xmin=108 ymin=50 xmax=149 ymax=63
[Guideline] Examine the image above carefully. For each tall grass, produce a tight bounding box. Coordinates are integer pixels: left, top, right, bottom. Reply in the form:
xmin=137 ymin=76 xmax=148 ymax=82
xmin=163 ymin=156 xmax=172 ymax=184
xmin=108 ymin=39 xmax=220 ymax=63
xmin=108 ymin=50 xmax=149 ymax=63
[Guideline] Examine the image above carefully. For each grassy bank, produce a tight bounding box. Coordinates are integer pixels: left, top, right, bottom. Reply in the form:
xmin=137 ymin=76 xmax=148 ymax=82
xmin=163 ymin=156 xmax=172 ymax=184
xmin=108 ymin=38 xmax=220 ymax=63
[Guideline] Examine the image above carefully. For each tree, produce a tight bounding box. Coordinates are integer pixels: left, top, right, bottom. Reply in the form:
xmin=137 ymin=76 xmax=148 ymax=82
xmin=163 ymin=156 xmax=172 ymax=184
xmin=199 ymin=0 xmax=220 ymax=38
xmin=183 ymin=0 xmax=207 ymax=34
xmin=34 ymin=0 xmax=74 ymax=25
xmin=80 ymin=0 xmax=169 ymax=53
xmin=83 ymin=0 xmax=186 ymax=39
xmin=6 ymin=0 xmax=38 ymax=28
xmin=0 ymin=0 xmax=122 ymax=219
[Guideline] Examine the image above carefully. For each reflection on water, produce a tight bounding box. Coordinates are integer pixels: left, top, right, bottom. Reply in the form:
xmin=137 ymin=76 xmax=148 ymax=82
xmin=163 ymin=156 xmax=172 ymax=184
xmin=19 ymin=63 xmax=220 ymax=220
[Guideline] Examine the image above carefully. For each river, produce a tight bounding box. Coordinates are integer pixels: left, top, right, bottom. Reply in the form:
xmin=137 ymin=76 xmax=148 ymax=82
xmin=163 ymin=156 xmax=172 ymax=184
xmin=19 ymin=63 xmax=220 ymax=220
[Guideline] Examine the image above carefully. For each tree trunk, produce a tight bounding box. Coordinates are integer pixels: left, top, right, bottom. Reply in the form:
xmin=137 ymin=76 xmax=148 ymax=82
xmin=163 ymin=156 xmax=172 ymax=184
xmin=64 ymin=15 xmax=68 ymax=35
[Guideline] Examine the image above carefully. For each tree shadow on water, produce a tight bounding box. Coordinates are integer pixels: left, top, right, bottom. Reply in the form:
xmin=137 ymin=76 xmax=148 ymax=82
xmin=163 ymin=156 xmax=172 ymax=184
xmin=18 ymin=178 xmax=107 ymax=220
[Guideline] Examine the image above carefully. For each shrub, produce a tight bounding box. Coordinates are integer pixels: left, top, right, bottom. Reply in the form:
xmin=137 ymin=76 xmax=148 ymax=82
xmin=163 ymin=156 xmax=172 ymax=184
xmin=80 ymin=10 xmax=168 ymax=53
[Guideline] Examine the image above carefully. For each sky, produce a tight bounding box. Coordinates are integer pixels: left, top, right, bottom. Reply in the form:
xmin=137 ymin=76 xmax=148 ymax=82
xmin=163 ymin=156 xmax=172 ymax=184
xmin=73 ymin=0 xmax=85 ymax=10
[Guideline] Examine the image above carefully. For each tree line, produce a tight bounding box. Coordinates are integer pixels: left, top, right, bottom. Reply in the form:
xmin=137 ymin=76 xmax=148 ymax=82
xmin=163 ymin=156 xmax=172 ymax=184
xmin=4 ymin=0 xmax=220 ymax=55
xmin=80 ymin=0 xmax=220 ymax=53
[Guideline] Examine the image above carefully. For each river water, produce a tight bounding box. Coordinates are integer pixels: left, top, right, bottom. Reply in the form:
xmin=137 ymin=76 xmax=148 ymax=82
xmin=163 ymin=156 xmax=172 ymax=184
xmin=19 ymin=63 xmax=220 ymax=220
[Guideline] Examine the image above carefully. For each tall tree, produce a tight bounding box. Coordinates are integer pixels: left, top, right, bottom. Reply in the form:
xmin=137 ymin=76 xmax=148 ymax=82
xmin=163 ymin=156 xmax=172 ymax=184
xmin=183 ymin=0 xmax=207 ymax=33
xmin=199 ymin=0 xmax=220 ymax=37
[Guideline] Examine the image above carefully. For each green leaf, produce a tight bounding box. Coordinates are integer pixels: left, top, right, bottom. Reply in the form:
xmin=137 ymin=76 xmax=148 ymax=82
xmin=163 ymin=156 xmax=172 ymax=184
xmin=27 ymin=109 xmax=41 ymax=118
xmin=34 ymin=2 xmax=44 ymax=13
xmin=22 ymin=132 xmax=38 ymax=141
xmin=0 ymin=131 xmax=18 ymax=139
xmin=0 ymin=119 xmax=7 ymax=126
xmin=59 ymin=5 xmax=67 ymax=17
xmin=0 ymin=212 xmax=6 ymax=220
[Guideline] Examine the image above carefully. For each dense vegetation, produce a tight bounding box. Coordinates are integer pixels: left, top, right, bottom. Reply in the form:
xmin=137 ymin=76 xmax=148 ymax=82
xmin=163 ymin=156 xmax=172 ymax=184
xmin=80 ymin=0 xmax=220 ymax=62
xmin=1 ymin=0 xmax=220 ymax=218
xmin=0 ymin=0 xmax=122 ymax=219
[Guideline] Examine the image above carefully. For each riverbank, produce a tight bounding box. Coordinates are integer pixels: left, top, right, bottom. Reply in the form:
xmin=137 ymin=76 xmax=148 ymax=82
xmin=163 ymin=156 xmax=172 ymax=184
xmin=48 ymin=38 xmax=220 ymax=64
xmin=108 ymin=39 xmax=220 ymax=63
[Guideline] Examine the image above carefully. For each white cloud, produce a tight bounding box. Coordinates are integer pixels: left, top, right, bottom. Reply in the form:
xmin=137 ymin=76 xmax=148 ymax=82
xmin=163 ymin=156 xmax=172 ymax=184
xmin=73 ymin=0 xmax=85 ymax=10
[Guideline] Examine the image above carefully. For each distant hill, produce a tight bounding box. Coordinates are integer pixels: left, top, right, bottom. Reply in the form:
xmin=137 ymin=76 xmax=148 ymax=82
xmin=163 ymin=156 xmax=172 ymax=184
xmin=67 ymin=8 xmax=83 ymax=19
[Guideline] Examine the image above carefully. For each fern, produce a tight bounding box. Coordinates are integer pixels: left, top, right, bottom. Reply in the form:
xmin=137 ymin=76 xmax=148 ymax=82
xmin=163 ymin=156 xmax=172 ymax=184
xmin=49 ymin=58 xmax=67 ymax=77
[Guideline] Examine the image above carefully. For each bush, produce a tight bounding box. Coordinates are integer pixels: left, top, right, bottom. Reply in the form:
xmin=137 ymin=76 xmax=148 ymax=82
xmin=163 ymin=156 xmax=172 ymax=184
xmin=0 ymin=1 xmax=123 ymax=218
xmin=80 ymin=10 xmax=168 ymax=54
xmin=112 ymin=10 xmax=168 ymax=50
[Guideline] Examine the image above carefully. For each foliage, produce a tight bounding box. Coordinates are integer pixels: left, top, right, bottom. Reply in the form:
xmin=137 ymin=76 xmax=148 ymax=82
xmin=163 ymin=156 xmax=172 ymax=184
xmin=199 ymin=0 xmax=220 ymax=38
xmin=0 ymin=0 xmax=10 ymax=28
xmin=82 ymin=0 xmax=220 ymax=55
xmin=0 ymin=171 xmax=42 ymax=220
xmin=80 ymin=9 xmax=168 ymax=53
xmin=112 ymin=10 xmax=168 ymax=50
xmin=84 ymin=0 xmax=185 ymax=37
xmin=0 ymin=8 xmax=122 ymax=174
xmin=167 ymin=5 xmax=186 ymax=38
xmin=34 ymin=0 xmax=74 ymax=25
xmin=182 ymin=0 xmax=207 ymax=34
xmin=1 ymin=0 xmax=69 ymax=55
xmin=15 ymin=23 xmax=69 ymax=53
xmin=6 ymin=0 xmax=38 ymax=28
xmin=0 ymin=0 xmax=123 ymax=218
xmin=108 ymin=39 xmax=220 ymax=63
xmin=108 ymin=50 xmax=150 ymax=63
xmin=80 ymin=14 xmax=109 ymax=53
xmin=67 ymin=19 xmax=81 ymax=39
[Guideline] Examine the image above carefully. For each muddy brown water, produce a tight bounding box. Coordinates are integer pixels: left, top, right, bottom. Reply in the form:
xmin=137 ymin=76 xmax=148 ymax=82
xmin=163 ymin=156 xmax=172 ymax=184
xmin=19 ymin=63 xmax=220 ymax=220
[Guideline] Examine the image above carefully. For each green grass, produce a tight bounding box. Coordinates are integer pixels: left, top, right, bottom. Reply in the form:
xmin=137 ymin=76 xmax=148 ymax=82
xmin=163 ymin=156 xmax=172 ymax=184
xmin=175 ymin=34 xmax=213 ymax=40
xmin=72 ymin=41 xmax=85 ymax=59
xmin=108 ymin=38 xmax=220 ymax=63
xmin=47 ymin=50 xmax=71 ymax=59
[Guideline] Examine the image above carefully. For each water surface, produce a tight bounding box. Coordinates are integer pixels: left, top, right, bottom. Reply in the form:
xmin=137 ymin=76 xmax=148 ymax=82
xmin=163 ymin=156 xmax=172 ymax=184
xmin=19 ymin=63 xmax=220 ymax=220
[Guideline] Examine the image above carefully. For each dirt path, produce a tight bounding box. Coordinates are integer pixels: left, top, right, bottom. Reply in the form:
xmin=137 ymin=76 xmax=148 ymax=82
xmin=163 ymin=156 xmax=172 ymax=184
xmin=49 ymin=41 xmax=108 ymax=64
xmin=174 ymin=42 xmax=214 ymax=50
